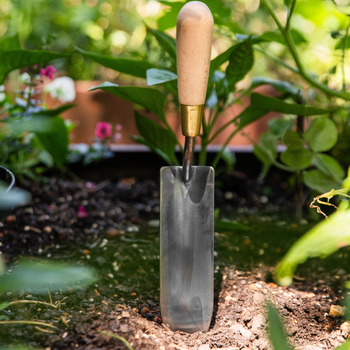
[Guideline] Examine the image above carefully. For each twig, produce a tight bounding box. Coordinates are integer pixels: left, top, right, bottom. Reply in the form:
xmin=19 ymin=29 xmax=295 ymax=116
xmin=47 ymin=285 xmax=52 ymax=305
xmin=98 ymin=331 xmax=134 ymax=350
xmin=4 ymin=300 xmax=58 ymax=309
xmin=35 ymin=326 xmax=56 ymax=333
xmin=0 ymin=320 xmax=58 ymax=329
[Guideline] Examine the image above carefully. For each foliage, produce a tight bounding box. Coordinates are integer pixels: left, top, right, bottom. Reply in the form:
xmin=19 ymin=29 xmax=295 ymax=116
xmin=0 ymin=34 xmax=74 ymax=180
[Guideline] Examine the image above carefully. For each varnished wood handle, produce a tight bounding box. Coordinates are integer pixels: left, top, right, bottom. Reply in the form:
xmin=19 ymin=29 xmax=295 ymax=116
xmin=176 ymin=1 xmax=213 ymax=106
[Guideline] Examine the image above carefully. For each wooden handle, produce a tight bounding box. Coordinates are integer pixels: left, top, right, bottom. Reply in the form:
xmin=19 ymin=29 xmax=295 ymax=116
xmin=176 ymin=1 xmax=213 ymax=106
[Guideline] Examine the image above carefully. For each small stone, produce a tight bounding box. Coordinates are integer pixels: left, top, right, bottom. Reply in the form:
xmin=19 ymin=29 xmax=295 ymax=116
xmin=148 ymin=220 xmax=160 ymax=228
xmin=24 ymin=225 xmax=30 ymax=231
xmin=240 ymin=327 xmax=252 ymax=338
xmin=43 ymin=226 xmax=52 ymax=233
xmin=106 ymin=229 xmax=123 ymax=238
xmin=119 ymin=324 xmax=128 ymax=332
xmin=251 ymin=314 xmax=265 ymax=332
xmin=121 ymin=311 xmax=130 ymax=318
xmin=340 ymin=321 xmax=350 ymax=337
xmin=141 ymin=307 xmax=150 ymax=314
xmin=220 ymin=303 xmax=226 ymax=310
xmin=6 ymin=215 xmax=16 ymax=222
xmin=198 ymin=345 xmax=210 ymax=350
xmin=329 ymin=305 xmax=346 ymax=317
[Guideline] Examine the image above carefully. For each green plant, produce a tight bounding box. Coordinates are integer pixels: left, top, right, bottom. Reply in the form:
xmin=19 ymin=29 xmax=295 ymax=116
xmin=0 ymin=34 xmax=75 ymax=180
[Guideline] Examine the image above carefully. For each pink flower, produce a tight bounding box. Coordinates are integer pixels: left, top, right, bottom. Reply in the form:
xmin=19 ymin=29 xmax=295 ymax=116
xmin=40 ymin=65 xmax=56 ymax=80
xmin=85 ymin=181 xmax=96 ymax=190
xmin=77 ymin=205 xmax=88 ymax=218
xmin=95 ymin=122 xmax=112 ymax=140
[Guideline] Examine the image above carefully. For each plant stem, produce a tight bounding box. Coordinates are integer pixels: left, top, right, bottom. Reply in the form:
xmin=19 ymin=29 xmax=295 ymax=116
xmin=208 ymin=115 xmax=240 ymax=144
xmin=212 ymin=129 xmax=240 ymax=168
xmin=342 ymin=21 xmax=350 ymax=92
xmin=261 ymin=0 xmax=350 ymax=100
xmin=3 ymin=300 xmax=58 ymax=309
xmin=0 ymin=320 xmax=58 ymax=329
xmin=285 ymin=0 xmax=297 ymax=32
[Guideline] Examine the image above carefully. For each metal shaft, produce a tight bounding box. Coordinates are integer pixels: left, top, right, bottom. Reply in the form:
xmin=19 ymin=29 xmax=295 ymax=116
xmin=182 ymin=136 xmax=195 ymax=182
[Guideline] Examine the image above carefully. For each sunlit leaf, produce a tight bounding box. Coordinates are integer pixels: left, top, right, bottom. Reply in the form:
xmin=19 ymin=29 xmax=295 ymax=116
xmin=275 ymin=202 xmax=350 ymax=286
xmin=146 ymin=68 xmax=177 ymax=86
xmin=266 ymin=302 xmax=294 ymax=350
xmin=281 ymin=148 xmax=313 ymax=169
xmin=76 ymin=47 xmax=155 ymax=78
xmin=0 ymin=259 xmax=96 ymax=293
xmin=0 ymin=50 xmax=70 ymax=84
xmin=304 ymin=169 xmax=340 ymax=193
xmin=304 ymin=118 xmax=338 ymax=152
xmin=313 ymin=154 xmax=345 ymax=181
xmin=134 ymin=111 xmax=178 ymax=165
xmin=90 ymin=82 xmax=166 ymax=122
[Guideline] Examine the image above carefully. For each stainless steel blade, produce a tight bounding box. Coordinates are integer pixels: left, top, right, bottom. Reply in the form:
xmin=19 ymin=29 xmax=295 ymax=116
xmin=160 ymin=166 xmax=214 ymax=333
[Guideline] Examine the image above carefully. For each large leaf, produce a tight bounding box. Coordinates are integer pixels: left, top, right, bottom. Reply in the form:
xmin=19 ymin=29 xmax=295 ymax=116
xmin=275 ymin=202 xmax=350 ymax=286
xmin=260 ymin=133 xmax=278 ymax=158
xmin=3 ymin=116 xmax=55 ymax=134
xmin=266 ymin=302 xmax=294 ymax=350
xmin=157 ymin=1 xmax=185 ymax=31
xmin=76 ymin=47 xmax=155 ymax=78
xmin=304 ymin=118 xmax=338 ymax=152
xmin=0 ymin=34 xmax=21 ymax=51
xmin=226 ymin=40 xmax=254 ymax=89
xmin=147 ymin=27 xmax=176 ymax=59
xmin=0 ymin=50 xmax=70 ymax=84
xmin=0 ymin=259 xmax=96 ymax=293
xmin=33 ymin=103 xmax=76 ymax=117
xmin=249 ymin=93 xmax=333 ymax=116
xmin=90 ymin=82 xmax=166 ymax=122
xmin=134 ymin=111 xmax=178 ymax=165
xmin=250 ymin=77 xmax=300 ymax=97
xmin=36 ymin=116 xmax=69 ymax=168
xmin=304 ymin=169 xmax=340 ymax=193
xmin=146 ymin=68 xmax=177 ymax=86
xmin=281 ymin=148 xmax=313 ymax=169
xmin=313 ymin=154 xmax=345 ymax=181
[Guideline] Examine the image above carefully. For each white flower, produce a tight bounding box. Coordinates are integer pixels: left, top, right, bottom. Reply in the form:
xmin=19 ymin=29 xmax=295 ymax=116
xmin=19 ymin=72 xmax=31 ymax=84
xmin=45 ymin=76 xmax=76 ymax=103
xmin=0 ymin=85 xmax=5 ymax=103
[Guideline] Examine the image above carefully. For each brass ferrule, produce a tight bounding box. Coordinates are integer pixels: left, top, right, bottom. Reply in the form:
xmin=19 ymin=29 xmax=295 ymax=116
xmin=180 ymin=104 xmax=204 ymax=137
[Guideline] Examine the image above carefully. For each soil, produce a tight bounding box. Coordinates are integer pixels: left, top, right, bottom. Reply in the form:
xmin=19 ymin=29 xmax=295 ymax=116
xmin=0 ymin=170 xmax=349 ymax=350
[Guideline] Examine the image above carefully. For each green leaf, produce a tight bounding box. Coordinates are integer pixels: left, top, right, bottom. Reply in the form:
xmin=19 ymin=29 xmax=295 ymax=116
xmin=157 ymin=1 xmax=184 ymax=31
xmin=281 ymin=148 xmax=313 ymax=169
xmin=335 ymin=340 xmax=350 ymax=350
xmin=290 ymin=29 xmax=307 ymax=45
xmin=238 ymin=105 xmax=267 ymax=128
xmin=36 ymin=116 xmax=69 ymax=168
xmin=0 ymin=259 xmax=96 ymax=293
xmin=146 ymin=68 xmax=177 ymax=86
xmin=283 ymin=130 xmax=304 ymax=150
xmin=147 ymin=27 xmax=176 ymax=59
xmin=32 ymin=104 xmax=76 ymax=117
xmin=0 ymin=50 xmax=70 ymax=84
xmin=226 ymin=40 xmax=254 ymax=89
xmin=313 ymin=154 xmax=345 ymax=181
xmin=335 ymin=37 xmax=350 ymax=50
xmin=268 ymin=118 xmax=294 ymax=138
xmin=260 ymin=133 xmax=278 ymax=158
xmin=304 ymin=118 xmax=338 ymax=152
xmin=90 ymin=82 xmax=166 ymax=122
xmin=304 ymin=169 xmax=339 ymax=193
xmin=0 ymin=34 xmax=21 ymax=51
xmin=134 ymin=111 xmax=178 ymax=165
xmin=250 ymin=77 xmax=300 ymax=96
xmin=3 ymin=116 xmax=54 ymax=134
xmin=0 ymin=302 xmax=9 ymax=311
xmin=215 ymin=220 xmax=249 ymax=232
xmin=254 ymin=143 xmax=273 ymax=166
xmin=76 ymin=47 xmax=155 ymax=79
xmin=259 ymin=31 xmax=285 ymax=44
xmin=210 ymin=44 xmax=238 ymax=77
xmin=266 ymin=302 xmax=294 ymax=350
xmin=275 ymin=205 xmax=350 ymax=286
xmin=250 ymin=93 xmax=332 ymax=116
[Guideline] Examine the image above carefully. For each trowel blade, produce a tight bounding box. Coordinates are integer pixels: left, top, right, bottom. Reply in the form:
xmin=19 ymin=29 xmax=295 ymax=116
xmin=160 ymin=166 xmax=214 ymax=333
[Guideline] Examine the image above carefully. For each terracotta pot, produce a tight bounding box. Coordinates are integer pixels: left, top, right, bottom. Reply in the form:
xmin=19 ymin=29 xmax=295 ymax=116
xmin=61 ymin=81 xmax=278 ymax=148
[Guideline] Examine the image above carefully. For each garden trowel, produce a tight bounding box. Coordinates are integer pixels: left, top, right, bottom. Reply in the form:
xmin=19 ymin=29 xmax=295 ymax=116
xmin=160 ymin=1 xmax=214 ymax=333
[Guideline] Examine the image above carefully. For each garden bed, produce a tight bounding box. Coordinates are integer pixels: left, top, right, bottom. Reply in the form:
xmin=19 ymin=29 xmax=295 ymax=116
xmin=0 ymin=155 xmax=349 ymax=350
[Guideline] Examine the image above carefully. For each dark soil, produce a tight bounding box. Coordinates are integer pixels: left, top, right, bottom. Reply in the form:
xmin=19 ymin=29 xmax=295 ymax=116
xmin=0 ymin=170 xmax=349 ymax=350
